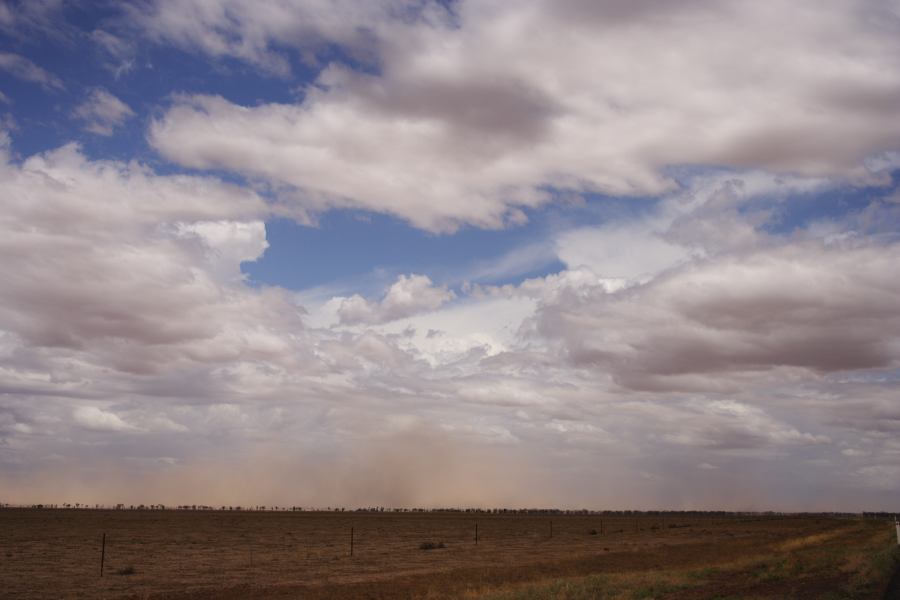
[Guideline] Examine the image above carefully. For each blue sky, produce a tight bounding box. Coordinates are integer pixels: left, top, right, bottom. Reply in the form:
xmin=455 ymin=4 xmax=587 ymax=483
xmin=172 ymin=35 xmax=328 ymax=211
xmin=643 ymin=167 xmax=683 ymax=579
xmin=2 ymin=0 xmax=900 ymax=510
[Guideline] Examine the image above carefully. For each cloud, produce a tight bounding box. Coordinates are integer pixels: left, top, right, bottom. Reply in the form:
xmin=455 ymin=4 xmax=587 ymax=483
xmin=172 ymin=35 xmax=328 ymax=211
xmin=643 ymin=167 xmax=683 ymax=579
xmin=336 ymin=274 xmax=455 ymax=325
xmin=176 ymin=220 xmax=269 ymax=282
xmin=2 ymin=2 xmax=900 ymax=509
xmin=73 ymin=406 xmax=135 ymax=432
xmin=90 ymin=30 xmax=137 ymax=78
xmin=125 ymin=0 xmax=426 ymax=77
xmin=535 ymin=239 xmax=900 ymax=392
xmin=0 ymin=0 xmax=72 ymax=41
xmin=556 ymin=224 xmax=691 ymax=282
xmin=73 ymin=88 xmax=135 ymax=135
xmin=148 ymin=0 xmax=900 ymax=230
xmin=659 ymin=400 xmax=831 ymax=450
xmin=856 ymin=465 xmax=900 ymax=491
xmin=0 ymin=141 xmax=301 ymax=378
xmin=1 ymin=142 xmax=898 ymax=511
xmin=0 ymin=52 xmax=64 ymax=90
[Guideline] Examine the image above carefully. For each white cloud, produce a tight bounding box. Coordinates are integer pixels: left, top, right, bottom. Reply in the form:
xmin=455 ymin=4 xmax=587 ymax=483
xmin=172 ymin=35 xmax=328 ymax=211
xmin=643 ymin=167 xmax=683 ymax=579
xmin=176 ymin=220 xmax=269 ymax=282
xmin=0 ymin=141 xmax=298 ymax=377
xmin=90 ymin=30 xmax=136 ymax=78
xmin=841 ymin=448 xmax=870 ymax=457
xmin=661 ymin=400 xmax=831 ymax=449
xmin=73 ymin=406 xmax=135 ymax=432
xmin=126 ymin=0 xmax=429 ymax=76
xmin=0 ymin=0 xmax=72 ymax=42
xmin=336 ymin=274 xmax=455 ymax=325
xmin=148 ymin=0 xmax=900 ymax=230
xmin=856 ymin=465 xmax=900 ymax=491
xmin=73 ymin=88 xmax=135 ymax=135
xmin=0 ymin=52 xmax=63 ymax=90
xmin=556 ymin=224 xmax=691 ymax=282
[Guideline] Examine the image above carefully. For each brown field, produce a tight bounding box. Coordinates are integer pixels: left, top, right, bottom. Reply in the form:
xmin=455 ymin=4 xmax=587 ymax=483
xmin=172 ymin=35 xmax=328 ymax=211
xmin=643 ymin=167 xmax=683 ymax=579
xmin=1 ymin=508 xmax=897 ymax=599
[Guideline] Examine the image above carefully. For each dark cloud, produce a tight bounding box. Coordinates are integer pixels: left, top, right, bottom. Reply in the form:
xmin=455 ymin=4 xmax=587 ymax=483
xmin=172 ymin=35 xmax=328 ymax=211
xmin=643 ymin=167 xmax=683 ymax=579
xmin=538 ymin=0 xmax=718 ymax=26
xmin=358 ymin=72 xmax=560 ymax=144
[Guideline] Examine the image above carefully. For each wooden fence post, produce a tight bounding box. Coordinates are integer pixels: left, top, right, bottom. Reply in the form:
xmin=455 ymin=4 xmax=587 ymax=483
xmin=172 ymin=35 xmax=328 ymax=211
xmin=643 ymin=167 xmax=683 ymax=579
xmin=100 ymin=533 xmax=106 ymax=577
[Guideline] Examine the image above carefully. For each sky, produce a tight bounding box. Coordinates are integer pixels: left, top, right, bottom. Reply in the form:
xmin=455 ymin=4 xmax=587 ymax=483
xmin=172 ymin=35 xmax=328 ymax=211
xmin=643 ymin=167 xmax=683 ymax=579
xmin=1 ymin=0 xmax=899 ymax=511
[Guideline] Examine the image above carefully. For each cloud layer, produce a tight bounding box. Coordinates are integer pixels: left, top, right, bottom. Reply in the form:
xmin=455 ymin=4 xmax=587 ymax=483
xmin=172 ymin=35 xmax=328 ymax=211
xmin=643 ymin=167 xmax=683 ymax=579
xmin=5 ymin=140 xmax=897 ymax=509
xmin=538 ymin=240 xmax=900 ymax=391
xmin=147 ymin=0 xmax=900 ymax=230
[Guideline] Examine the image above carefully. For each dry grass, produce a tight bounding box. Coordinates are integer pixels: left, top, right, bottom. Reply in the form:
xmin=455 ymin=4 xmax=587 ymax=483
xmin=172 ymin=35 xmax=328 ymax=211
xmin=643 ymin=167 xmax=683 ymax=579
xmin=471 ymin=521 xmax=898 ymax=600
xmin=0 ymin=508 xmax=896 ymax=599
xmin=777 ymin=527 xmax=851 ymax=552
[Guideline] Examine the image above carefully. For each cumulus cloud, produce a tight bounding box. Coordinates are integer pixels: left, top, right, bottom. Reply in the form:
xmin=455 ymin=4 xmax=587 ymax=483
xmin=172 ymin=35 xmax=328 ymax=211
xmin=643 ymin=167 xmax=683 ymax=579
xmin=0 ymin=141 xmax=302 ymax=377
xmin=0 ymin=51 xmax=63 ymax=90
xmin=73 ymin=88 xmax=135 ymax=135
xmin=147 ymin=0 xmax=900 ymax=230
xmin=336 ymin=274 xmax=455 ymax=325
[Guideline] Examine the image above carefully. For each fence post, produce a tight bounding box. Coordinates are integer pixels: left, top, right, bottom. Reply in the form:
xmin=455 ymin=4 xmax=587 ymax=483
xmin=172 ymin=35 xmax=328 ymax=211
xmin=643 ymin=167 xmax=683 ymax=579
xmin=100 ymin=533 xmax=106 ymax=577
xmin=475 ymin=521 xmax=478 ymax=545
xmin=895 ymin=518 xmax=899 ymax=545
xmin=350 ymin=527 xmax=354 ymax=556
xmin=549 ymin=520 xmax=553 ymax=539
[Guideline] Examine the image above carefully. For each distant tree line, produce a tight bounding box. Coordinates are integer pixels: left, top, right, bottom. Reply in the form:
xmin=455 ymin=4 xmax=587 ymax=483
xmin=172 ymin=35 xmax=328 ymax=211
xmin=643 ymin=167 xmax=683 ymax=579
xmin=1 ymin=501 xmax=894 ymax=519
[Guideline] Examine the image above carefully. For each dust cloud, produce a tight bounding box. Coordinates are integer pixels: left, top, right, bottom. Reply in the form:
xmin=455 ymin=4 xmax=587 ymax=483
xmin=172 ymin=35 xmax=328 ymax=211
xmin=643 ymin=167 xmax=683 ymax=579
xmin=2 ymin=427 xmax=554 ymax=509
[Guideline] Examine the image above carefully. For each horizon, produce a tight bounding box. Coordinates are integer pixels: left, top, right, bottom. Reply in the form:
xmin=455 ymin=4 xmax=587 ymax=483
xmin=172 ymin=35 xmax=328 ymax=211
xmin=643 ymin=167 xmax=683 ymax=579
xmin=4 ymin=503 xmax=897 ymax=517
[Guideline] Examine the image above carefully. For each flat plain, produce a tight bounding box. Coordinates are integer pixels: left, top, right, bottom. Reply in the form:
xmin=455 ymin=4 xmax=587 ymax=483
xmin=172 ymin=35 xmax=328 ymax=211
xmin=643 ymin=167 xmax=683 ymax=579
xmin=1 ymin=508 xmax=897 ymax=599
